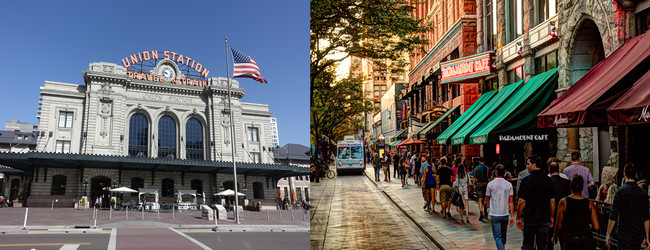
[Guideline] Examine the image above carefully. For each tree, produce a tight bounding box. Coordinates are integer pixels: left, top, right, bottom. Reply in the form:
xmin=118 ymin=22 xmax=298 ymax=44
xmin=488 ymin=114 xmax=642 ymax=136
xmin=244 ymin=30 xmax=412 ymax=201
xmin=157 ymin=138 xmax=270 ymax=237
xmin=310 ymin=0 xmax=429 ymax=159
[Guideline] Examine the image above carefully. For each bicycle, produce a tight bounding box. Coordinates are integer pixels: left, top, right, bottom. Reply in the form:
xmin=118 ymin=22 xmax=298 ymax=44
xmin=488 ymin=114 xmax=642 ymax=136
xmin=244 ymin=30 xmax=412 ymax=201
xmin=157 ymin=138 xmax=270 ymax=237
xmin=326 ymin=168 xmax=336 ymax=179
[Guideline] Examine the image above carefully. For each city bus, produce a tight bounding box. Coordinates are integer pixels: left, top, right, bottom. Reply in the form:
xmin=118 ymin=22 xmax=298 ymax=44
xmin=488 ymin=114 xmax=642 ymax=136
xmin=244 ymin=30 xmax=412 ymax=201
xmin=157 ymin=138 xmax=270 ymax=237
xmin=336 ymin=136 xmax=365 ymax=174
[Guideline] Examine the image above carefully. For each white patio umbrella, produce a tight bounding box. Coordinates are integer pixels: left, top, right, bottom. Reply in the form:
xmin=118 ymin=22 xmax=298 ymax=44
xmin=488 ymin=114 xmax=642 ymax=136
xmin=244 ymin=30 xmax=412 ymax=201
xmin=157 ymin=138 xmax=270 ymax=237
xmin=215 ymin=189 xmax=245 ymax=196
xmin=111 ymin=187 xmax=138 ymax=193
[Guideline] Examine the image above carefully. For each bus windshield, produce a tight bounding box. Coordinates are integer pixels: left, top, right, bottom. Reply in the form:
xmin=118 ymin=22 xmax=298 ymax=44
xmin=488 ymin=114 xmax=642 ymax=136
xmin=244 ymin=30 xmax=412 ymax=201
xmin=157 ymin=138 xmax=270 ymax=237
xmin=351 ymin=146 xmax=363 ymax=159
xmin=338 ymin=147 xmax=351 ymax=159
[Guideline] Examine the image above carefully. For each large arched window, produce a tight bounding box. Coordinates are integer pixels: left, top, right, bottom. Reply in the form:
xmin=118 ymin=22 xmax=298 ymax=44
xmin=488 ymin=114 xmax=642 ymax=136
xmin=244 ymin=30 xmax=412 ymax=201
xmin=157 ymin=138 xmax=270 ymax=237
xmin=162 ymin=178 xmax=174 ymax=197
xmin=131 ymin=177 xmax=144 ymax=196
xmin=51 ymin=175 xmax=66 ymax=195
xmin=186 ymin=118 xmax=204 ymax=160
xmin=158 ymin=115 xmax=177 ymax=158
xmin=128 ymin=113 xmax=149 ymax=157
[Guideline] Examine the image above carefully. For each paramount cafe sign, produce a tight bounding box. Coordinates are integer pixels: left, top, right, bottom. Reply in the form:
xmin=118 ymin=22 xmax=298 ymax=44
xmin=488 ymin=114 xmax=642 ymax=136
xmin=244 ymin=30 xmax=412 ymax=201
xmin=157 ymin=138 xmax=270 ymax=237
xmin=122 ymin=50 xmax=210 ymax=87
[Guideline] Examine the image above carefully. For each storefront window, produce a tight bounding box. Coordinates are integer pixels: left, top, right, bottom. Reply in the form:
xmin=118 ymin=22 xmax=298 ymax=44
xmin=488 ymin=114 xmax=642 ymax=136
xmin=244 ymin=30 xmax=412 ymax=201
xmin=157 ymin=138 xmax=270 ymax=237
xmin=186 ymin=118 xmax=204 ymax=160
xmin=158 ymin=115 xmax=177 ymax=159
xmin=508 ymin=65 xmax=525 ymax=85
xmin=128 ymin=113 xmax=148 ymax=157
xmin=535 ymin=50 xmax=558 ymax=73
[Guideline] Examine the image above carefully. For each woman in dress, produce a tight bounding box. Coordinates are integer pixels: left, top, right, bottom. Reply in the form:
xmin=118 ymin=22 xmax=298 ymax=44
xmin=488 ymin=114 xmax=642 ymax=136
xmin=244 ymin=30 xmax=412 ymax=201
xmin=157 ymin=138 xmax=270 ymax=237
xmin=453 ymin=163 xmax=471 ymax=223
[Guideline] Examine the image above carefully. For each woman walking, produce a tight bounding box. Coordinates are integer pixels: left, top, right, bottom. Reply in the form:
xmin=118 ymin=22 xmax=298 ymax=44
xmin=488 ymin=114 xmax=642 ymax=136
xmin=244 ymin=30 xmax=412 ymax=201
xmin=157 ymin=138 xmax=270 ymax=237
xmin=421 ymin=156 xmax=437 ymax=212
xmin=400 ymin=157 xmax=409 ymax=187
xmin=453 ymin=163 xmax=472 ymax=223
xmin=552 ymin=175 xmax=599 ymax=249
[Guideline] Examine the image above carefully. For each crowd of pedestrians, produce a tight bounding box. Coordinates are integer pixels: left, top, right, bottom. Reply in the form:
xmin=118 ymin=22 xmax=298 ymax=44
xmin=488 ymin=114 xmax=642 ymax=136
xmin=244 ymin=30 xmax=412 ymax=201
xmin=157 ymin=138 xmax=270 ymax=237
xmin=364 ymin=148 xmax=650 ymax=249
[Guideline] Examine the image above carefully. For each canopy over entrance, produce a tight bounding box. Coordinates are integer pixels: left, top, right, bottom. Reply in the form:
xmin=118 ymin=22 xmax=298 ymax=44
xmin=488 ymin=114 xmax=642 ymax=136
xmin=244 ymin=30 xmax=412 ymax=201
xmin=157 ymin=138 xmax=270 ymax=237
xmin=420 ymin=105 xmax=459 ymax=136
xmin=537 ymin=32 xmax=650 ymax=128
xmin=470 ymin=69 xmax=558 ymax=144
xmin=450 ymin=82 xmax=522 ymax=145
xmin=437 ymin=90 xmax=498 ymax=145
xmin=607 ymin=70 xmax=650 ymax=125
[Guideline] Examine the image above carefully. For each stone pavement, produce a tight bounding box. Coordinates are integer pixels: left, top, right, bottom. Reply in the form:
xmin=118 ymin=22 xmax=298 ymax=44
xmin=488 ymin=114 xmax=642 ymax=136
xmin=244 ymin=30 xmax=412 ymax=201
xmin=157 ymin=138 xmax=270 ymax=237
xmin=310 ymin=167 xmax=436 ymax=249
xmin=364 ymin=165 xmax=561 ymax=250
xmin=0 ymin=206 xmax=309 ymax=233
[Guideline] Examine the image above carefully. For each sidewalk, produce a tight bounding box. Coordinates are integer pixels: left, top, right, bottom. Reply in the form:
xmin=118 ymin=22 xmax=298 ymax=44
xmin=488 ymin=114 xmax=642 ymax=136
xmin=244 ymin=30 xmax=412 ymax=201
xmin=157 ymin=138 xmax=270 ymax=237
xmin=364 ymin=165 xmax=527 ymax=250
xmin=0 ymin=206 xmax=310 ymax=233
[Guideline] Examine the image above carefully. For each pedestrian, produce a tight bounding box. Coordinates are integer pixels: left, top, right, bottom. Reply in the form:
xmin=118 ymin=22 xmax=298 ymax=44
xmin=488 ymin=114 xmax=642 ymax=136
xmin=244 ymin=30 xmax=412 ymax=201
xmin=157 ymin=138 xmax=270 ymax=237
xmin=453 ymin=163 xmax=471 ymax=223
xmin=414 ymin=152 xmax=422 ymax=186
xmin=548 ymin=160 xmax=571 ymax=247
xmin=421 ymin=156 xmax=436 ymax=212
xmin=371 ymin=152 xmax=381 ymax=181
xmin=451 ymin=157 xmax=461 ymax=182
xmin=562 ymin=151 xmax=595 ymax=198
xmin=552 ymin=175 xmax=599 ymax=250
xmin=473 ymin=157 xmax=490 ymax=222
xmin=400 ymin=157 xmax=409 ymax=187
xmin=485 ymin=164 xmax=515 ymax=250
xmin=437 ymin=157 xmax=453 ymax=218
xmin=606 ymin=163 xmax=650 ymax=249
xmin=516 ymin=155 xmax=556 ymax=250
xmin=95 ymin=197 xmax=100 ymax=208
xmin=382 ymin=152 xmax=390 ymax=181
xmin=393 ymin=151 xmax=401 ymax=179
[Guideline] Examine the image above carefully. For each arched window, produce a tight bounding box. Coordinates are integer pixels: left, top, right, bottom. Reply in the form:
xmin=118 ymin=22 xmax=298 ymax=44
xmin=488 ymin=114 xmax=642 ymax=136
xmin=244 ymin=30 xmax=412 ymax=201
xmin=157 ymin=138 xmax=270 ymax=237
xmin=191 ymin=179 xmax=203 ymax=194
xmin=158 ymin=116 xmax=177 ymax=158
xmin=186 ymin=118 xmax=204 ymax=160
xmin=51 ymin=175 xmax=66 ymax=195
xmin=162 ymin=178 xmax=174 ymax=197
xmin=129 ymin=113 xmax=149 ymax=157
xmin=131 ymin=177 xmax=144 ymax=196
xmin=253 ymin=182 xmax=264 ymax=199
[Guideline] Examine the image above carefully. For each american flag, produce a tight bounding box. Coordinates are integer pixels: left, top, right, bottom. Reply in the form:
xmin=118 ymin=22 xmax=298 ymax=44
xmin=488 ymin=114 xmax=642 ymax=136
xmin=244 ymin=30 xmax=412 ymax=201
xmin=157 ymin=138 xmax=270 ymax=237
xmin=230 ymin=48 xmax=268 ymax=83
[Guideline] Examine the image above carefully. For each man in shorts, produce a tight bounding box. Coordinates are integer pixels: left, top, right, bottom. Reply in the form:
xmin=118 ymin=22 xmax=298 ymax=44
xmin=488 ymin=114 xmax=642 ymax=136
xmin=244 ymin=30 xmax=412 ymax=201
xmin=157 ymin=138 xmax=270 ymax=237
xmin=474 ymin=157 xmax=489 ymax=221
xmin=437 ymin=157 xmax=454 ymax=218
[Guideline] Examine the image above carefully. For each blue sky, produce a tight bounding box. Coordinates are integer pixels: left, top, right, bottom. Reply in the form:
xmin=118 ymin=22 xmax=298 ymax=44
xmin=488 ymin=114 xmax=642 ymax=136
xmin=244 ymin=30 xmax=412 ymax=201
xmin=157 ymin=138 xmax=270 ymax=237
xmin=0 ymin=0 xmax=309 ymax=146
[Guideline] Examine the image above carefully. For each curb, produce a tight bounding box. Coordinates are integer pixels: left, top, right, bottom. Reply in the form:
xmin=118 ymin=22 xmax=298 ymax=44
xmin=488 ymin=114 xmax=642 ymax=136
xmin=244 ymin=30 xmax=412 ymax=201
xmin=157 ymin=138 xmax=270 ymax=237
xmin=363 ymin=170 xmax=448 ymax=250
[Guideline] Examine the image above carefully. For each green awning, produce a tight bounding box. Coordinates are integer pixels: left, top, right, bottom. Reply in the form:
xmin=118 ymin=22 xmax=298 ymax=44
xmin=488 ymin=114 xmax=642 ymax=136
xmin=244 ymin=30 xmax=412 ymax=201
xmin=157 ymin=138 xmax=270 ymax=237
xmin=393 ymin=128 xmax=407 ymax=138
xmin=413 ymin=122 xmax=432 ymax=135
xmin=420 ymin=105 xmax=459 ymax=135
xmin=387 ymin=140 xmax=404 ymax=146
xmin=436 ymin=90 xmax=498 ymax=145
xmin=450 ymin=81 xmax=523 ymax=145
xmin=470 ymin=68 xmax=558 ymax=144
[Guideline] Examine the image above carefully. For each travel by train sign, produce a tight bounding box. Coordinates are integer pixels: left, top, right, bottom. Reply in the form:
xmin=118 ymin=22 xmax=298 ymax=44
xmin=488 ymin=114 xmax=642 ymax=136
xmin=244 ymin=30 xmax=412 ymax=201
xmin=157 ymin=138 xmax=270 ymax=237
xmin=440 ymin=52 xmax=494 ymax=83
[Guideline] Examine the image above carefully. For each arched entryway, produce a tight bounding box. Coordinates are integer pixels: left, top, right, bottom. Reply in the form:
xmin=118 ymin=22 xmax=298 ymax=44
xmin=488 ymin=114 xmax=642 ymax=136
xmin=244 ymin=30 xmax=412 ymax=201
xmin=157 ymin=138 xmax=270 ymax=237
xmin=91 ymin=176 xmax=111 ymax=209
xmin=570 ymin=19 xmax=605 ymax=85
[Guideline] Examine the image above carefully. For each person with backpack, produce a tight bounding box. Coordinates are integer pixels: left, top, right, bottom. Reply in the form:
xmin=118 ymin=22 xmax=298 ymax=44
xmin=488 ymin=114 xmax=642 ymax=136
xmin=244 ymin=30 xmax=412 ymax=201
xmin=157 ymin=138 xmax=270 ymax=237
xmin=474 ymin=157 xmax=490 ymax=222
xmin=453 ymin=163 xmax=472 ymax=223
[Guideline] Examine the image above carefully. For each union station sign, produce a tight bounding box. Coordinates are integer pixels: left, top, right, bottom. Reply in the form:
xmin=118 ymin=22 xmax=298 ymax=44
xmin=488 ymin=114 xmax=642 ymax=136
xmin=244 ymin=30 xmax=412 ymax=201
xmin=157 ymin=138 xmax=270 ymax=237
xmin=121 ymin=50 xmax=210 ymax=87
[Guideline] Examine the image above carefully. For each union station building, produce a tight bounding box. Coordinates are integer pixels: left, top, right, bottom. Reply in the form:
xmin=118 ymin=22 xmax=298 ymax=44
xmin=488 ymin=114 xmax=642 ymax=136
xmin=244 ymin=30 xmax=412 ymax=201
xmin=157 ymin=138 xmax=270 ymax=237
xmin=0 ymin=53 xmax=308 ymax=207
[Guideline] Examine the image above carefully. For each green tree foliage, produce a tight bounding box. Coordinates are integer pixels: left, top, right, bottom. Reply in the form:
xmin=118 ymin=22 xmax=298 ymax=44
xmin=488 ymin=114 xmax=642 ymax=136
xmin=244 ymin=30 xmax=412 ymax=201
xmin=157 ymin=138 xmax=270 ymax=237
xmin=310 ymin=0 xmax=428 ymax=158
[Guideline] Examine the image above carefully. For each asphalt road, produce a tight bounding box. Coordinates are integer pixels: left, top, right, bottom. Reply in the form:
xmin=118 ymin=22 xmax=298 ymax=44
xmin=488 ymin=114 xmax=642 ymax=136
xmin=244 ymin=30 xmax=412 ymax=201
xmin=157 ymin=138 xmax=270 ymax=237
xmin=0 ymin=231 xmax=308 ymax=250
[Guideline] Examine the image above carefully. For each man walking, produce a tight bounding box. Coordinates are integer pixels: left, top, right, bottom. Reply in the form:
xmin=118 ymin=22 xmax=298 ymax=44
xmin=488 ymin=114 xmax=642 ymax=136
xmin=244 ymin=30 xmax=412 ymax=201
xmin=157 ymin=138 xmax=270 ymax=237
xmin=474 ymin=157 xmax=490 ymax=222
xmin=393 ymin=151 xmax=400 ymax=179
xmin=606 ymin=163 xmax=650 ymax=249
xmin=548 ymin=161 xmax=571 ymax=247
xmin=485 ymin=164 xmax=514 ymax=250
xmin=382 ymin=151 xmax=390 ymax=181
xmin=517 ymin=155 xmax=556 ymax=250
xmin=371 ymin=152 xmax=381 ymax=181
xmin=437 ymin=157 xmax=453 ymax=217
xmin=562 ymin=151 xmax=595 ymax=198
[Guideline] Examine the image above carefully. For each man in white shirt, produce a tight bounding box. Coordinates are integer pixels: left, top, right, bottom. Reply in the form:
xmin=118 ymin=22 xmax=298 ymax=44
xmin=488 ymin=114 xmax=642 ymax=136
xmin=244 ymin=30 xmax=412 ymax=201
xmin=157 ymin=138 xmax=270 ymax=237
xmin=485 ymin=164 xmax=515 ymax=250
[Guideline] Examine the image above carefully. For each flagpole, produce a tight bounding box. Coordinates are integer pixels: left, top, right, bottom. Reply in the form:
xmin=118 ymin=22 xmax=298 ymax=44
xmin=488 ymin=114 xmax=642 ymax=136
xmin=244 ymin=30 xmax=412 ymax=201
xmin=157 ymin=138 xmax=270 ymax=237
xmin=225 ymin=37 xmax=240 ymax=224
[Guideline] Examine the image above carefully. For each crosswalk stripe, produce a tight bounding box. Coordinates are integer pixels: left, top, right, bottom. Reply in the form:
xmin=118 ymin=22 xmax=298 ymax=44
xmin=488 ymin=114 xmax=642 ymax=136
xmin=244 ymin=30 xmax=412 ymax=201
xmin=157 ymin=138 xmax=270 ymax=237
xmin=59 ymin=244 xmax=80 ymax=250
xmin=107 ymin=228 xmax=117 ymax=250
xmin=169 ymin=228 xmax=211 ymax=250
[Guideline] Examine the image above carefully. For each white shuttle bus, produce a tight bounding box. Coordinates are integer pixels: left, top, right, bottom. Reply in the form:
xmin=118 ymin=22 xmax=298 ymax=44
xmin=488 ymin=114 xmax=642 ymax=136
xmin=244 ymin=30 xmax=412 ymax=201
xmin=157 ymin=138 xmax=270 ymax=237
xmin=336 ymin=136 xmax=365 ymax=174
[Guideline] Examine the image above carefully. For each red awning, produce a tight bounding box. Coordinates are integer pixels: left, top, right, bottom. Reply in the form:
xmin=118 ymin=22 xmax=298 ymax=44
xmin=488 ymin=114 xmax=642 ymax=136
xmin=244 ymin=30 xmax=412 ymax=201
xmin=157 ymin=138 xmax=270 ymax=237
xmin=537 ymin=32 xmax=650 ymax=128
xmin=403 ymin=139 xmax=427 ymax=146
xmin=607 ymin=70 xmax=650 ymax=125
xmin=396 ymin=137 xmax=413 ymax=148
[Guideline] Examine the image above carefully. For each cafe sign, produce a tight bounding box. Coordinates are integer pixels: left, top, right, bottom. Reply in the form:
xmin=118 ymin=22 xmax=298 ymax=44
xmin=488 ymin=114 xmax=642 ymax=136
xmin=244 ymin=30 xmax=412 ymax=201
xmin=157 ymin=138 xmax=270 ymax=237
xmin=440 ymin=52 xmax=494 ymax=83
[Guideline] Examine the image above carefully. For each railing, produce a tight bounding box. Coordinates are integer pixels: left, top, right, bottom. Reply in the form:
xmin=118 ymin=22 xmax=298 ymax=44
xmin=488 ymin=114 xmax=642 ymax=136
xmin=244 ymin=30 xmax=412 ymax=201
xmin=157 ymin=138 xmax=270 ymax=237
xmin=591 ymin=199 xmax=617 ymax=249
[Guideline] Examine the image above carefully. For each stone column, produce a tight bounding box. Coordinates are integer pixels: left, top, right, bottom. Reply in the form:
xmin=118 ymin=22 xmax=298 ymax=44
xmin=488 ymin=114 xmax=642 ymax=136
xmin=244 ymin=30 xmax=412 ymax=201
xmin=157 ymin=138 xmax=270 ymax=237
xmin=621 ymin=0 xmax=637 ymax=40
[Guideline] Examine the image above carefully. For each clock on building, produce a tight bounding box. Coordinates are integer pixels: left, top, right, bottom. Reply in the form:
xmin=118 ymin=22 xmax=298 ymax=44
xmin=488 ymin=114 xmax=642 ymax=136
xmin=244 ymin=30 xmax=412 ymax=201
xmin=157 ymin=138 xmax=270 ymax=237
xmin=160 ymin=65 xmax=176 ymax=81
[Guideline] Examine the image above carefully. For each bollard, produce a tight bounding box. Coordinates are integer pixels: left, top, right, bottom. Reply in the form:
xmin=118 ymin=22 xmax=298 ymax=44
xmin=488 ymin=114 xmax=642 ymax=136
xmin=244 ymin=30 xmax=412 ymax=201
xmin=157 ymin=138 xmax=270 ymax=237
xmin=93 ymin=207 xmax=97 ymax=229
xmin=126 ymin=207 xmax=128 ymax=219
xmin=141 ymin=206 xmax=144 ymax=220
xmin=266 ymin=209 xmax=269 ymax=220
xmin=172 ymin=205 xmax=174 ymax=220
xmin=291 ymin=209 xmax=294 ymax=221
xmin=279 ymin=208 xmax=282 ymax=221
xmin=110 ymin=206 xmax=112 ymax=220
xmin=303 ymin=209 xmax=305 ymax=221
xmin=22 ymin=208 xmax=28 ymax=230
xmin=157 ymin=207 xmax=160 ymax=220
xmin=51 ymin=200 xmax=54 ymax=210
xmin=214 ymin=207 xmax=218 ymax=229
